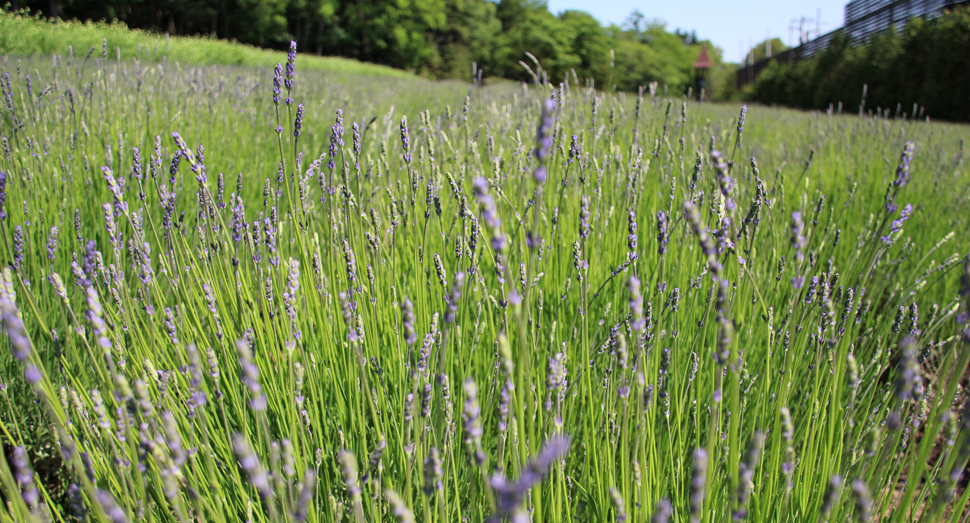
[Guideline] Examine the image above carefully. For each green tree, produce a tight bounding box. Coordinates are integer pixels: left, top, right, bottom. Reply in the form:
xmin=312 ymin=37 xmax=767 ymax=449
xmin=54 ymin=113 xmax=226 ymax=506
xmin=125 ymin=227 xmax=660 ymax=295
xmin=491 ymin=0 xmax=579 ymax=83
xmin=559 ymin=10 xmax=610 ymax=87
xmin=748 ymin=37 xmax=788 ymax=62
xmin=428 ymin=0 xmax=502 ymax=79
xmin=609 ymin=19 xmax=695 ymax=93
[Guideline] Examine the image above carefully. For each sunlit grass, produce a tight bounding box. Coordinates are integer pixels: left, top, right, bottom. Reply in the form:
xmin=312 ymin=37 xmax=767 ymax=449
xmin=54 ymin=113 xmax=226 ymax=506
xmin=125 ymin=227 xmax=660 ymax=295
xmin=0 ymin=46 xmax=969 ymax=523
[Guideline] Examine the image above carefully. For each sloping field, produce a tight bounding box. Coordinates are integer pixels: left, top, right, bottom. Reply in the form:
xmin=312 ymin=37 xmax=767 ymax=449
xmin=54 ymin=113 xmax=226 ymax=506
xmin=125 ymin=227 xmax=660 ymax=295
xmin=0 ymin=10 xmax=414 ymax=79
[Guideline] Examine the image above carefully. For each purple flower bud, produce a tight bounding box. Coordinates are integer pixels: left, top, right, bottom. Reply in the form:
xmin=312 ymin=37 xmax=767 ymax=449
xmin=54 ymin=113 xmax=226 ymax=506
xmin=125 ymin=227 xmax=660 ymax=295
xmin=532 ymin=98 xmax=555 ymax=184
xmin=627 ymin=211 xmax=639 ymax=259
xmin=627 ymin=275 xmax=644 ymax=331
xmin=0 ymin=171 xmax=10 ymax=221
xmin=11 ymin=446 xmax=39 ymax=508
xmin=894 ymin=141 xmax=915 ymax=187
xmin=402 ymin=297 xmax=416 ymax=345
xmin=489 ymin=435 xmax=570 ymax=522
xmin=400 ymin=117 xmax=412 ymax=164
xmin=736 ymin=105 xmax=747 ymax=148
xmin=1 ymin=296 xmax=31 ymax=362
xmin=689 ymin=448 xmax=708 ymax=523
xmin=273 ymin=63 xmax=283 ymax=106
xmin=328 ymin=110 xmax=344 ymax=171
xmin=12 ymin=225 xmax=24 ymax=271
xmin=852 ymin=479 xmax=872 ymax=522
xmin=881 ymin=203 xmax=912 ymax=245
xmin=294 ymin=103 xmax=304 ymax=138
xmin=579 ymin=195 xmax=590 ymax=239
xmin=233 ymin=434 xmax=273 ymax=499
xmin=385 ymin=488 xmax=414 ymax=523
xmin=95 ymin=490 xmax=130 ymax=523
xmin=285 ymin=41 xmax=296 ymax=97
xmin=423 ymin=447 xmax=443 ymax=496
xmin=236 ymin=337 xmax=266 ymax=411
xmin=656 ymin=210 xmax=669 ymax=255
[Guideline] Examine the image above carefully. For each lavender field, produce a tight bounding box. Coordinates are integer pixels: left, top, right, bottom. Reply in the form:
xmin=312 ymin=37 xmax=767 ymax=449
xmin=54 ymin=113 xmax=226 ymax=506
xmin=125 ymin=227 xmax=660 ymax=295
xmin=1 ymin=44 xmax=970 ymax=523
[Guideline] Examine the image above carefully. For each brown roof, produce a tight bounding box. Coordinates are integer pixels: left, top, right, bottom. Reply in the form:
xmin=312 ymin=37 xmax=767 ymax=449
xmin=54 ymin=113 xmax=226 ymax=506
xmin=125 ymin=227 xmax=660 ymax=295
xmin=693 ymin=45 xmax=713 ymax=69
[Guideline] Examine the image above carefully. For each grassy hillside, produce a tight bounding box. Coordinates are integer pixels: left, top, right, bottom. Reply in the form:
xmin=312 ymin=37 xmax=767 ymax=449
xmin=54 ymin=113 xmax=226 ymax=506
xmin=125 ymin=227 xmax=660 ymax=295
xmin=0 ymin=9 xmax=414 ymax=79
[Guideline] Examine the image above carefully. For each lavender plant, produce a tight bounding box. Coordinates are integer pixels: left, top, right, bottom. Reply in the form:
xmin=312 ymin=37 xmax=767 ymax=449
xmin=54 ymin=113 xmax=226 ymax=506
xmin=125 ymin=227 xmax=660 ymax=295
xmin=0 ymin=44 xmax=969 ymax=523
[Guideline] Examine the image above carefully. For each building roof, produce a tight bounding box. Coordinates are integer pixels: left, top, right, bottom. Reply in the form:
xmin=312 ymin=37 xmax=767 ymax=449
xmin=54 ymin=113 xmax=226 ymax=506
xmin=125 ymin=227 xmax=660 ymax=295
xmin=693 ymin=45 xmax=713 ymax=69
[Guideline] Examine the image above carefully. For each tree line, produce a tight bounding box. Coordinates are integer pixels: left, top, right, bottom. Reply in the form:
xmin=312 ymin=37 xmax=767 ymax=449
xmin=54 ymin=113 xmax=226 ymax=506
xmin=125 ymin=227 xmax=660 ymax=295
xmin=745 ymin=5 xmax=970 ymax=122
xmin=9 ymin=0 xmax=737 ymax=99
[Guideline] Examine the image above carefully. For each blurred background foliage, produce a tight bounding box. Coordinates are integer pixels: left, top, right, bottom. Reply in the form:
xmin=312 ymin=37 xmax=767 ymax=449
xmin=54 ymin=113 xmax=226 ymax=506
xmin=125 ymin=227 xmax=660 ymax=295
xmin=744 ymin=5 xmax=970 ymax=122
xmin=3 ymin=0 xmax=739 ymax=100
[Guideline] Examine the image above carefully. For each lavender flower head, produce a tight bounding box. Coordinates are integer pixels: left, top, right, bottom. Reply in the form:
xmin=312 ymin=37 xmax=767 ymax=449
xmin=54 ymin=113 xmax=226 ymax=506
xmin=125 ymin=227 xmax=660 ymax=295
xmin=272 ymin=63 xmax=283 ymax=106
xmin=284 ymin=41 xmax=296 ymax=104
xmin=656 ymin=210 xmax=669 ymax=255
xmin=0 ymin=171 xmax=7 ymax=220
xmin=47 ymin=226 xmax=58 ymax=261
xmin=232 ymin=434 xmax=273 ymax=499
xmin=11 ymin=446 xmax=39 ymax=508
xmin=689 ymin=448 xmax=708 ymax=523
xmin=1 ymin=293 xmax=33 ymax=368
xmin=532 ymin=97 xmax=555 ymax=184
xmin=473 ymin=177 xmax=506 ymax=252
xmin=236 ymin=337 xmax=267 ymax=411
xmin=627 ymin=275 xmax=644 ymax=331
xmin=402 ymin=297 xmax=416 ymax=345
xmin=736 ymin=105 xmax=747 ymax=148
xmin=95 ymin=490 xmax=131 ymax=523
xmin=488 ymin=435 xmax=570 ymax=523
xmin=385 ymin=488 xmax=415 ymax=523
xmin=627 ymin=210 xmax=639 ymax=259
xmin=569 ymin=135 xmax=582 ymax=163
xmin=852 ymin=479 xmax=872 ymax=523
xmin=711 ymin=150 xmax=734 ymax=211
xmin=579 ymin=195 xmax=590 ymax=239
xmin=881 ymin=203 xmax=912 ymax=245
xmin=294 ymin=103 xmax=304 ymax=138
xmin=423 ymin=447 xmax=443 ymax=496
xmin=400 ymin=117 xmax=412 ymax=165
xmin=894 ymin=141 xmax=915 ymax=187
xmin=328 ymin=110 xmax=344 ymax=171
xmin=790 ymin=211 xmax=806 ymax=288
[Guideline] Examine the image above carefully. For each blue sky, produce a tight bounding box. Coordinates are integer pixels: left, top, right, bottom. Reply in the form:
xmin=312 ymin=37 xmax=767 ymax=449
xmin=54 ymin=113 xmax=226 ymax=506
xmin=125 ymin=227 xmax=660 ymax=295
xmin=544 ymin=0 xmax=848 ymax=63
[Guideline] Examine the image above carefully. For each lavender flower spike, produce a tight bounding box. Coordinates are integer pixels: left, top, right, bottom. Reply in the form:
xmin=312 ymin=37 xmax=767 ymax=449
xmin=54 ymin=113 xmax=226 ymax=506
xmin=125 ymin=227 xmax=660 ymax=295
xmin=385 ymin=488 xmax=415 ymax=523
xmin=488 ymin=435 xmax=570 ymax=523
xmin=95 ymin=490 xmax=131 ymax=523
xmin=533 ymin=97 xmax=555 ymax=184
xmin=272 ymin=63 xmax=283 ymax=106
xmin=736 ymin=105 xmax=747 ymax=148
xmin=236 ymin=337 xmax=267 ymax=411
xmin=627 ymin=275 xmax=645 ymax=331
xmin=894 ymin=141 xmax=915 ymax=187
xmin=689 ymin=448 xmax=708 ymax=523
xmin=881 ymin=203 xmax=912 ymax=245
xmin=11 ymin=446 xmax=39 ymax=509
xmin=232 ymin=434 xmax=273 ymax=499
xmin=294 ymin=103 xmax=304 ymax=138
xmin=0 ymin=171 xmax=7 ymax=220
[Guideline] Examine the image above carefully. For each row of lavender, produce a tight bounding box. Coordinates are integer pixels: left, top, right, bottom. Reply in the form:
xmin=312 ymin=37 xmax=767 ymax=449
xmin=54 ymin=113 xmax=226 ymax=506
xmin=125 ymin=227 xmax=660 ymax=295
xmin=0 ymin=43 xmax=969 ymax=523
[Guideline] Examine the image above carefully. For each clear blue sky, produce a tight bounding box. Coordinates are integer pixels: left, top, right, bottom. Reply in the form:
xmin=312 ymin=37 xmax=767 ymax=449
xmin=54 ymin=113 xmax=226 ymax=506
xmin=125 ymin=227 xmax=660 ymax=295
xmin=544 ymin=0 xmax=848 ymax=63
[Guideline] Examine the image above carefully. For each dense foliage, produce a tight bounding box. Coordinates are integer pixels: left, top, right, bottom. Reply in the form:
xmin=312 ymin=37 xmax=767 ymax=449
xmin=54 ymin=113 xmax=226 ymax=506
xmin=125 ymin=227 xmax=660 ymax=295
xmin=4 ymin=0 xmax=737 ymax=99
xmin=1 ymin=43 xmax=970 ymax=523
xmin=745 ymin=5 xmax=970 ymax=122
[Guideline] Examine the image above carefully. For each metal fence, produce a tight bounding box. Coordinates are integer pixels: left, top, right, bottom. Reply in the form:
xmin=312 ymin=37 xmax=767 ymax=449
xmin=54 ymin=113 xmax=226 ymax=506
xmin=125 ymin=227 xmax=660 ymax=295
xmin=736 ymin=0 xmax=967 ymax=86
